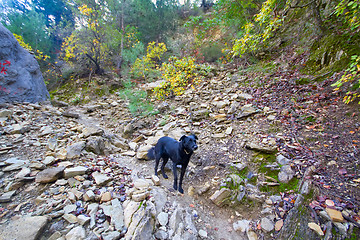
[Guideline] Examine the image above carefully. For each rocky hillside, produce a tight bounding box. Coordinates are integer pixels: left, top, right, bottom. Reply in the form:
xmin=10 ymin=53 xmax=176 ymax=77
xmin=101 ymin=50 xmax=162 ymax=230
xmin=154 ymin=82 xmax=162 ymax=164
xmin=0 ymin=65 xmax=360 ymax=240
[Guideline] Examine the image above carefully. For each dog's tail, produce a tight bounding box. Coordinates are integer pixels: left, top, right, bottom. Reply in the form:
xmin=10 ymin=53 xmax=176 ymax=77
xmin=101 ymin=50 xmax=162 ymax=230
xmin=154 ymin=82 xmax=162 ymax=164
xmin=147 ymin=147 xmax=155 ymax=160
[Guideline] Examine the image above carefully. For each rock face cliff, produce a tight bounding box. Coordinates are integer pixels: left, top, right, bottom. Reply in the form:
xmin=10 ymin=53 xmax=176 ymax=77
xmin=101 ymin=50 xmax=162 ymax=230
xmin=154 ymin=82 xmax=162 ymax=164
xmin=0 ymin=23 xmax=49 ymax=103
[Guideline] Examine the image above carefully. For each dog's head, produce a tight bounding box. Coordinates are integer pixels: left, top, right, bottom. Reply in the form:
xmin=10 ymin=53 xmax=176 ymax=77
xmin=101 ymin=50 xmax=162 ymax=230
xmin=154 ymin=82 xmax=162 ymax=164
xmin=180 ymin=134 xmax=198 ymax=154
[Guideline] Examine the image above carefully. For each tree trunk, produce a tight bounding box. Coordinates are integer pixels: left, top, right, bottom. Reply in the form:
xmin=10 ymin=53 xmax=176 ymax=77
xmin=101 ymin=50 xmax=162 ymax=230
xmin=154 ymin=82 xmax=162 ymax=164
xmin=310 ymin=0 xmax=325 ymax=36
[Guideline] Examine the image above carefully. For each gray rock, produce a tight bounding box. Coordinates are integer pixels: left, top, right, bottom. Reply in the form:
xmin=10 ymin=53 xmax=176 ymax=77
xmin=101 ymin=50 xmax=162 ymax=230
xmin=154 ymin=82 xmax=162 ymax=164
xmin=77 ymin=215 xmax=91 ymax=226
xmin=83 ymin=126 xmax=104 ymax=138
xmin=35 ymin=167 xmax=65 ymax=183
xmin=42 ymin=156 xmax=56 ymax=165
xmin=92 ymin=171 xmax=112 ymax=186
xmin=278 ymin=165 xmax=295 ymax=183
xmin=261 ymin=217 xmax=274 ymax=232
xmin=83 ymin=190 xmax=95 ymax=201
xmin=86 ymin=136 xmax=105 ymax=155
xmin=87 ymin=203 xmax=99 ymax=228
xmin=131 ymin=211 xmax=154 ymax=240
xmin=66 ymin=141 xmax=85 ymax=159
xmin=14 ymin=167 xmax=31 ymax=178
xmin=238 ymin=93 xmax=254 ymax=100
xmin=0 ymin=190 xmax=16 ymax=202
xmin=246 ymin=142 xmax=278 ymax=154
xmin=238 ymin=104 xmax=259 ymax=119
xmin=192 ymin=109 xmax=209 ymax=121
xmin=124 ymin=201 xmax=141 ymax=228
xmin=102 ymin=231 xmax=121 ymax=240
xmin=233 ymin=219 xmax=250 ymax=232
xmin=276 ymin=154 xmax=290 ymax=165
xmin=3 ymin=158 xmax=29 ymax=172
xmin=0 ymin=216 xmax=49 ymax=240
xmin=169 ymin=208 xmax=182 ymax=233
xmin=209 ymin=188 xmax=231 ymax=206
xmin=47 ymin=137 xmax=58 ymax=151
xmin=185 ymin=209 xmax=198 ymax=236
xmin=123 ymin=123 xmax=134 ymax=138
xmin=228 ymin=101 xmax=240 ymax=114
xmin=65 ymin=226 xmax=86 ymax=240
xmin=157 ymin=212 xmax=169 ymax=226
xmin=0 ymin=23 xmax=49 ymax=103
xmin=155 ymin=230 xmax=168 ymax=240
xmin=64 ymin=166 xmax=88 ymax=178
xmin=64 ymin=204 xmax=77 ymax=214
xmin=198 ymin=229 xmax=208 ymax=238
xmin=110 ymin=198 xmax=125 ymax=231
xmin=0 ymin=109 xmax=11 ymax=118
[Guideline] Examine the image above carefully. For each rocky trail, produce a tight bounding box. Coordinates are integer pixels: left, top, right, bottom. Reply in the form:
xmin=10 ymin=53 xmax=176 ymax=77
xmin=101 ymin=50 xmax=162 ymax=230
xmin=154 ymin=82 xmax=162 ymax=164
xmin=0 ymin=67 xmax=360 ymax=240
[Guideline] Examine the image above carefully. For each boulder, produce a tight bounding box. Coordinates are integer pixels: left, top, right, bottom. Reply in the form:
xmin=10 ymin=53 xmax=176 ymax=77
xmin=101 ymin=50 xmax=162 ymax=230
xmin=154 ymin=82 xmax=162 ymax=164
xmin=0 ymin=216 xmax=49 ymax=240
xmin=0 ymin=23 xmax=49 ymax=103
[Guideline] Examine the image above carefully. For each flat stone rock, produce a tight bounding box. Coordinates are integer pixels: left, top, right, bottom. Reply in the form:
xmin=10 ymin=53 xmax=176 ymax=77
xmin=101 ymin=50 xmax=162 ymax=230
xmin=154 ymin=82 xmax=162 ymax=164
xmin=278 ymin=165 xmax=295 ymax=183
xmin=92 ymin=171 xmax=112 ymax=186
xmin=326 ymin=207 xmax=344 ymax=222
xmin=83 ymin=126 xmax=104 ymax=138
xmin=65 ymin=226 xmax=86 ymax=240
xmin=66 ymin=141 xmax=85 ymax=159
xmin=35 ymin=167 xmax=65 ymax=183
xmin=110 ymin=198 xmax=125 ymax=231
xmin=157 ymin=212 xmax=169 ymax=226
xmin=233 ymin=219 xmax=250 ymax=232
xmin=0 ymin=190 xmax=16 ymax=203
xmin=42 ymin=156 xmax=56 ymax=166
xmin=246 ymin=142 xmax=277 ymax=153
xmin=14 ymin=167 xmax=31 ymax=178
xmin=261 ymin=217 xmax=274 ymax=232
xmin=308 ymin=222 xmax=324 ymax=236
xmin=0 ymin=216 xmax=49 ymax=240
xmin=210 ymin=188 xmax=231 ymax=206
xmin=64 ymin=166 xmax=88 ymax=179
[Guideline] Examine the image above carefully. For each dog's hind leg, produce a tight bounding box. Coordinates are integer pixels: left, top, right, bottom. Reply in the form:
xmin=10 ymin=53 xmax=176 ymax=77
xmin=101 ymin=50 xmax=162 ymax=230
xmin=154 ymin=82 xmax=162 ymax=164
xmin=161 ymin=157 xmax=169 ymax=179
xmin=154 ymin=155 xmax=161 ymax=177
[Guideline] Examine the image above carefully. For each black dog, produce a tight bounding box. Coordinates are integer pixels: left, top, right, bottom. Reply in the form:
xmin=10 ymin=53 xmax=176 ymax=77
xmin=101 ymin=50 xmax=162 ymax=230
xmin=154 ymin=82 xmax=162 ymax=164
xmin=147 ymin=134 xmax=198 ymax=194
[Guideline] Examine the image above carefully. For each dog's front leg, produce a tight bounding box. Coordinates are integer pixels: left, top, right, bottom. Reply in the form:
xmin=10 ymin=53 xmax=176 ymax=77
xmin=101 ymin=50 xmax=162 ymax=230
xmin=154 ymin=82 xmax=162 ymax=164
xmin=172 ymin=162 xmax=178 ymax=191
xmin=178 ymin=163 xmax=187 ymax=194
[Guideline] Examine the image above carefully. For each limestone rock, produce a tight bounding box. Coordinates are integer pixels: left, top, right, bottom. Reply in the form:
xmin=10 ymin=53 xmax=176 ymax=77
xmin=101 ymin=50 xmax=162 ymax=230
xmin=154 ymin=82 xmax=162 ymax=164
xmin=64 ymin=166 xmax=88 ymax=179
xmin=278 ymin=165 xmax=295 ymax=183
xmin=65 ymin=226 xmax=86 ymax=240
xmin=308 ymin=222 xmax=324 ymax=236
xmin=0 ymin=23 xmax=49 ymax=103
xmin=35 ymin=167 xmax=65 ymax=183
xmin=261 ymin=217 xmax=274 ymax=232
xmin=210 ymin=188 xmax=231 ymax=206
xmin=66 ymin=141 xmax=85 ymax=159
xmin=325 ymin=207 xmax=344 ymax=222
xmin=0 ymin=190 xmax=16 ymax=203
xmin=0 ymin=216 xmax=49 ymax=240
xmin=233 ymin=219 xmax=250 ymax=232
xmin=92 ymin=171 xmax=112 ymax=186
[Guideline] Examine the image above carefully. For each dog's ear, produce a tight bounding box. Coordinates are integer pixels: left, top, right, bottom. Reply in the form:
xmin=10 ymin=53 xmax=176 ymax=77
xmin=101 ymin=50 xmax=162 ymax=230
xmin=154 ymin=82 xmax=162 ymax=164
xmin=179 ymin=135 xmax=187 ymax=141
xmin=192 ymin=134 xmax=198 ymax=140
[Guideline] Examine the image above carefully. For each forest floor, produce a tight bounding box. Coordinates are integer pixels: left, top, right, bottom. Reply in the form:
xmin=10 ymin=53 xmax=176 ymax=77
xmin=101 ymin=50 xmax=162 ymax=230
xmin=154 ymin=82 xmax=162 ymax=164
xmin=1 ymin=54 xmax=360 ymax=240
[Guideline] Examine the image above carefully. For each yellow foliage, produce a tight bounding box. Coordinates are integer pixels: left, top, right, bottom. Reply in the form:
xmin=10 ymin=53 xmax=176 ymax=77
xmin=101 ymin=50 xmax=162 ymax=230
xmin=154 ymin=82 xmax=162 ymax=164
xmin=13 ymin=33 xmax=49 ymax=61
xmin=153 ymin=56 xmax=205 ymax=99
